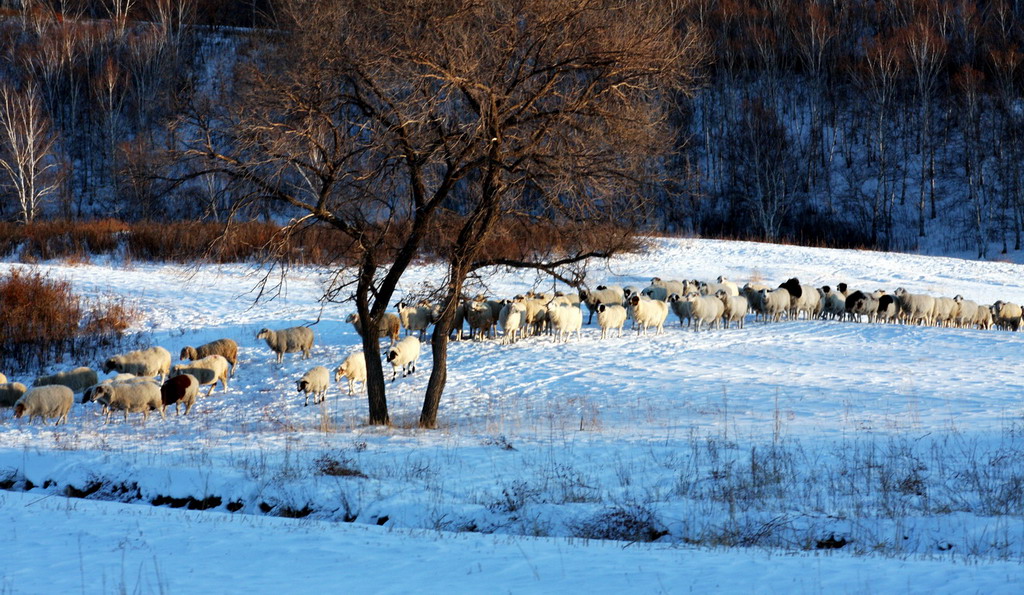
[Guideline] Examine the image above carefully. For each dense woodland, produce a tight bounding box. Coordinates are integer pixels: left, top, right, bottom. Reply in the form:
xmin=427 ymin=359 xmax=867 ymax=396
xmin=2 ymin=1 xmax=1024 ymax=258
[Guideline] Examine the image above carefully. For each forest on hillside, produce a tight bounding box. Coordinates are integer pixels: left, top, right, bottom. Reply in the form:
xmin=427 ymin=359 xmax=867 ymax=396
xmin=1 ymin=0 xmax=1024 ymax=258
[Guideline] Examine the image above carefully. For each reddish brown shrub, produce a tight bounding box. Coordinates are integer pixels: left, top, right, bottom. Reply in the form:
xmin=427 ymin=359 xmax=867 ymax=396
xmin=0 ymin=268 xmax=140 ymax=372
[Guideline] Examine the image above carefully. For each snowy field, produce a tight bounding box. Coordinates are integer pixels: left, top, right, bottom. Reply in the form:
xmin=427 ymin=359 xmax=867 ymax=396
xmin=1 ymin=237 xmax=1024 ymax=593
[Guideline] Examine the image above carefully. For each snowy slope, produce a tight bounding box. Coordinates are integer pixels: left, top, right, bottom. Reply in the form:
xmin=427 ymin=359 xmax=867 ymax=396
xmin=0 ymin=238 xmax=1023 ymax=592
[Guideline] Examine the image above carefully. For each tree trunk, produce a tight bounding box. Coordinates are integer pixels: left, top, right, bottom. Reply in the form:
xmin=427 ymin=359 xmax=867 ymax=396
xmin=420 ymin=264 xmax=469 ymax=428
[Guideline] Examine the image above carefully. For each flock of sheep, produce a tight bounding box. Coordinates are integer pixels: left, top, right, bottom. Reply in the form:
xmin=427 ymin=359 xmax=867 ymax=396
xmin=1 ymin=272 xmax=1020 ymax=426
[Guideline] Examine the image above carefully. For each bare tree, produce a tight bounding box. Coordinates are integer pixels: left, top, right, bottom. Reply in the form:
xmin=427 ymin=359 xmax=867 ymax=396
xmin=0 ymin=83 xmax=62 ymax=223
xmin=173 ymin=0 xmax=704 ymax=426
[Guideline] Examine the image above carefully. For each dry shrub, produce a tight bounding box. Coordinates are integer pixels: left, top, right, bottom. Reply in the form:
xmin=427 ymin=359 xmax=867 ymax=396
xmin=0 ymin=268 xmax=140 ymax=372
xmin=0 ymin=217 xmax=641 ymax=267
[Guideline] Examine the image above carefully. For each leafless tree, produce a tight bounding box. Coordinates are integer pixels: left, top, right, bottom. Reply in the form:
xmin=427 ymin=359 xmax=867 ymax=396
xmin=173 ymin=0 xmax=705 ymax=426
xmin=0 ymin=83 xmax=62 ymax=223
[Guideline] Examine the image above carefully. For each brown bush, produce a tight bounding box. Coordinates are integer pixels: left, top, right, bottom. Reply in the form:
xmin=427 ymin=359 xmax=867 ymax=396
xmin=0 ymin=217 xmax=640 ymax=267
xmin=0 ymin=268 xmax=140 ymax=372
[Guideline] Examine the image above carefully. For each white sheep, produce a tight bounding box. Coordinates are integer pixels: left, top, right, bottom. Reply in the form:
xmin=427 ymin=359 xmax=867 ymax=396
xmin=875 ymin=293 xmax=902 ymax=324
xmin=579 ymin=285 xmax=624 ymax=324
xmin=521 ymin=297 xmax=549 ymax=336
xmin=742 ymin=283 xmax=771 ymax=322
xmin=33 ymin=366 xmax=99 ymax=394
xmin=819 ymin=286 xmax=847 ymax=321
xmin=334 ymin=351 xmax=367 ymax=395
xmin=792 ymin=284 xmax=822 ymax=320
xmin=932 ymin=297 xmax=958 ymax=327
xmin=758 ymin=288 xmax=791 ymax=323
xmin=974 ymin=304 xmax=995 ymax=330
xmin=170 ymin=354 xmax=230 ymax=396
xmin=346 ymin=312 xmax=401 ymax=346
xmin=90 ymin=380 xmax=164 ymax=424
xmin=546 ymin=302 xmax=583 ymax=342
xmin=386 ymin=337 xmax=421 ymax=381
xmin=256 ymin=326 xmax=314 ymax=363
xmin=847 ymin=291 xmax=880 ymax=323
xmin=991 ymin=300 xmax=1023 ymax=331
xmin=682 ymin=291 xmax=724 ymax=332
xmin=81 ymin=374 xmax=141 ymax=406
xmin=0 ymin=382 xmax=28 ymax=407
xmin=716 ymin=289 xmax=749 ymax=329
xmin=465 ymin=300 xmax=495 ymax=341
xmin=160 ymin=374 xmax=200 ymax=416
xmin=596 ymin=303 xmax=627 ymax=339
xmin=628 ymin=294 xmax=669 ymax=336
xmin=396 ymin=300 xmax=437 ymax=339
xmin=716 ymin=276 xmax=741 ymax=297
xmin=894 ymin=288 xmax=936 ymax=326
xmin=666 ymin=293 xmax=693 ymax=328
xmin=180 ymin=339 xmax=239 ymax=377
xmin=102 ymin=346 xmax=172 ymax=382
xmin=499 ymin=300 xmax=527 ymax=345
xmin=14 ymin=385 xmax=74 ymax=425
xmin=297 ymin=366 xmax=331 ymax=407
xmin=699 ymin=280 xmax=739 ymax=297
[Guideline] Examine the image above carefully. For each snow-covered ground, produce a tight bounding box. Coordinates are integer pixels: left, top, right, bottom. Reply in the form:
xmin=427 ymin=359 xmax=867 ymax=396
xmin=1 ymin=237 xmax=1023 ymax=593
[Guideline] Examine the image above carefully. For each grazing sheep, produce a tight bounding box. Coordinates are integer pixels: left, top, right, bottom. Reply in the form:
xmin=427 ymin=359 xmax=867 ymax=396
xmin=180 ymin=339 xmax=239 ymax=377
xmin=991 ymin=300 xmax=1023 ymax=331
xmin=0 ymin=382 xmax=28 ymax=407
xmin=161 ymin=374 xmax=199 ymax=416
xmin=547 ymin=302 xmax=584 ymax=342
xmin=102 ymin=346 xmax=172 ymax=382
xmin=90 ymin=380 xmax=164 ymax=424
xmin=465 ymin=300 xmax=496 ymax=341
xmin=894 ymin=288 xmax=936 ymax=326
xmin=14 ymin=385 xmax=74 ymax=425
xmin=386 ymin=337 xmax=421 ymax=382
xmin=81 ymin=374 xmax=142 ymax=405
xmin=297 ymin=365 xmax=331 ymax=407
xmin=596 ymin=303 xmax=627 ymax=339
xmin=579 ymin=285 xmax=625 ymax=324
xmin=396 ymin=300 xmax=437 ymax=339
xmin=628 ymin=294 xmax=670 ymax=336
xmin=499 ymin=300 xmax=527 ymax=345
xmin=759 ymin=287 xmax=791 ymax=323
xmin=346 ymin=312 xmax=401 ymax=346
xmin=681 ymin=292 xmax=725 ymax=332
xmin=666 ymin=293 xmax=693 ymax=328
xmin=32 ymin=366 xmax=98 ymax=394
xmin=334 ymin=351 xmax=367 ymax=396
xmin=170 ymin=355 xmax=230 ymax=396
xmin=716 ymin=289 xmax=749 ymax=329
xmin=256 ymin=326 xmax=314 ymax=363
